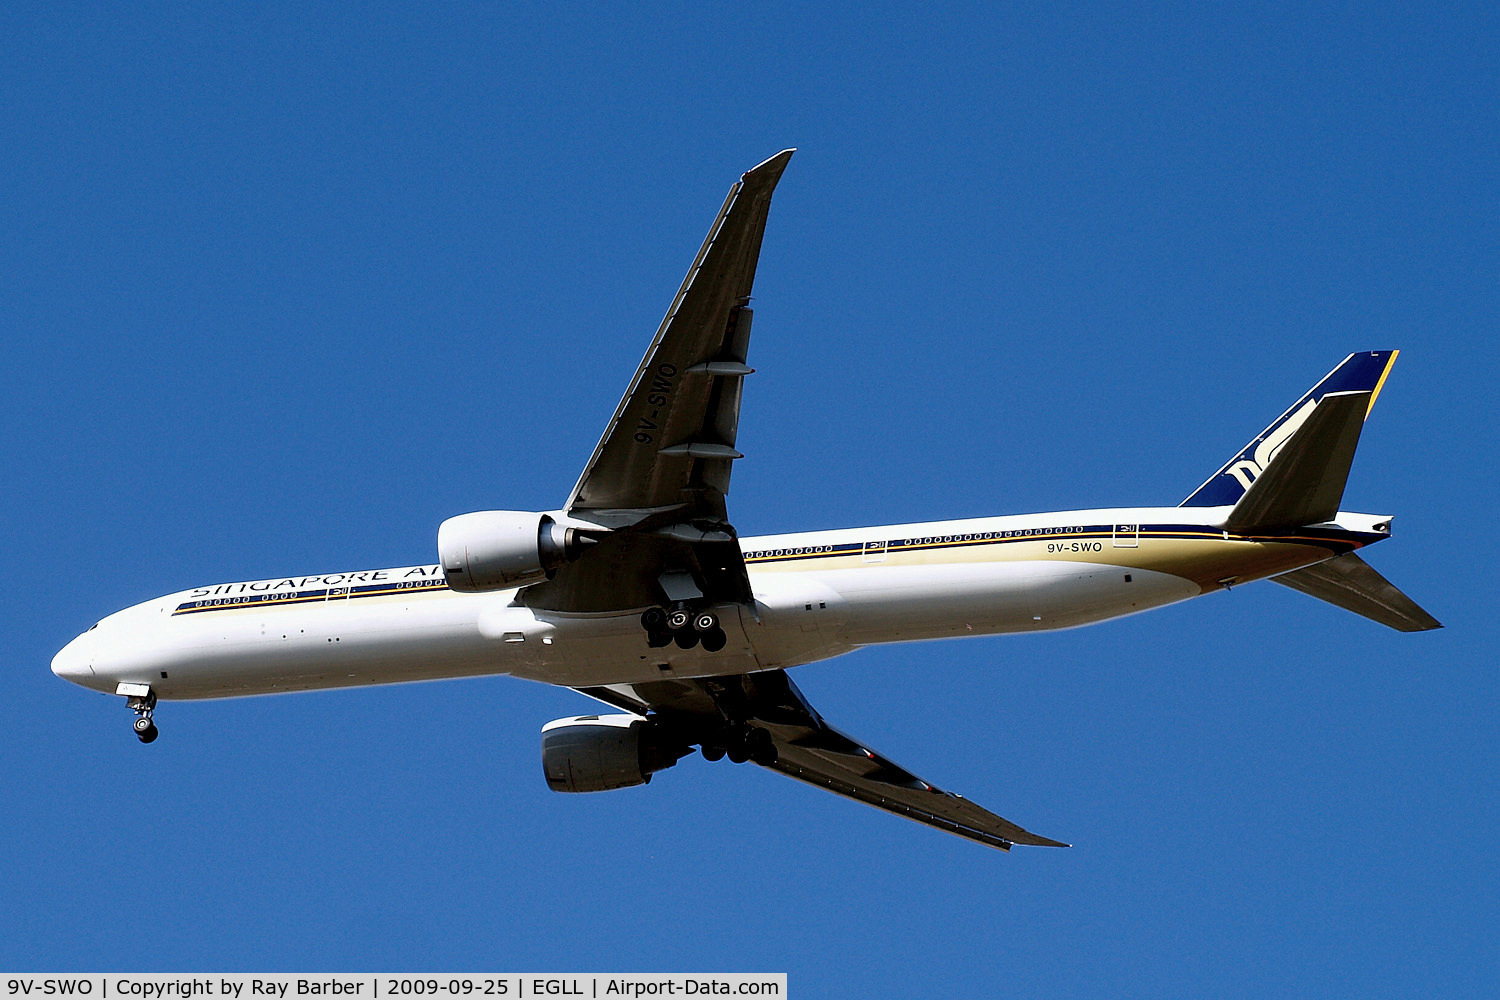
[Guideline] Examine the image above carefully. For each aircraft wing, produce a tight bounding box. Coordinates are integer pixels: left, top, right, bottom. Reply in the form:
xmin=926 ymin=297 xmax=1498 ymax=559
xmin=525 ymin=151 xmax=793 ymax=614
xmin=566 ymin=149 xmax=793 ymax=521
xmin=576 ymin=670 xmax=1068 ymax=852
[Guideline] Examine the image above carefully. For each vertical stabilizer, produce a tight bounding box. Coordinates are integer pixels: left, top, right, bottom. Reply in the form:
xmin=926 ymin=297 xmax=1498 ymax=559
xmin=1222 ymin=389 xmax=1370 ymax=532
xmin=1182 ymin=351 xmax=1399 ymax=509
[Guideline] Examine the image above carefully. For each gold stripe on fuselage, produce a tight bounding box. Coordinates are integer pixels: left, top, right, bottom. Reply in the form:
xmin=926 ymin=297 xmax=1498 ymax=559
xmin=746 ymin=530 xmax=1355 ymax=592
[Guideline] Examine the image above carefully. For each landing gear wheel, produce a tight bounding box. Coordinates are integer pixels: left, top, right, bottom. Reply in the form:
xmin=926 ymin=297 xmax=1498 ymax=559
xmin=748 ymin=727 xmax=778 ymax=766
xmin=125 ymin=687 xmax=158 ymax=744
xmin=673 ymin=631 xmax=700 ymax=650
xmin=666 ymin=608 xmax=692 ymax=632
xmin=701 ymin=744 xmax=726 ymax=762
xmin=692 ymin=611 xmax=719 ymax=633
xmin=700 ymin=627 xmax=727 ymax=652
xmin=646 ymin=630 xmax=674 ymax=648
xmin=726 ymin=742 xmax=751 ymax=764
xmin=641 ymin=607 xmax=667 ymax=632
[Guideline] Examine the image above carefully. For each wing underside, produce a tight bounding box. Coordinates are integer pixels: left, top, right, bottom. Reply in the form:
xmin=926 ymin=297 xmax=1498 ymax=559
xmin=524 ymin=150 xmax=795 ymax=615
xmin=577 ymin=670 xmax=1067 ymax=852
xmin=566 ymin=149 xmax=795 ymax=520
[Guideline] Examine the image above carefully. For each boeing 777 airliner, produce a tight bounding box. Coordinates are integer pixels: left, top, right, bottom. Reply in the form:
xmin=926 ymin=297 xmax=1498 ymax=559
xmin=53 ymin=150 xmax=1439 ymax=851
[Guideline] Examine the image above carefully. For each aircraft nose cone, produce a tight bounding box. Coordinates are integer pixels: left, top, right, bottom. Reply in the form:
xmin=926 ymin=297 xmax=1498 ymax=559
xmin=51 ymin=635 xmax=96 ymax=685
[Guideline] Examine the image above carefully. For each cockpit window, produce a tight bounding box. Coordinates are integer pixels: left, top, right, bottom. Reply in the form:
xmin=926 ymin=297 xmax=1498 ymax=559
xmin=89 ymin=623 xmax=99 ymax=631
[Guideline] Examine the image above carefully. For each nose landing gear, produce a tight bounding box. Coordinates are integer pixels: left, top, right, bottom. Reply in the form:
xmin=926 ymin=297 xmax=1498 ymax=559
xmin=118 ymin=683 xmax=158 ymax=743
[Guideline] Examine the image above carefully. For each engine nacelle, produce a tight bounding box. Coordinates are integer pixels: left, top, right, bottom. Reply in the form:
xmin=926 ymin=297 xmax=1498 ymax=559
xmin=438 ymin=510 xmax=575 ymax=592
xmin=541 ymin=715 xmax=686 ymax=793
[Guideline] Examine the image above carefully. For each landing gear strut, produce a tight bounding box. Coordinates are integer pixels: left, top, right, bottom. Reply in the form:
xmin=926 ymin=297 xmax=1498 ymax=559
xmin=642 ymin=603 xmax=727 ymax=652
xmin=123 ymin=685 xmax=158 ymax=744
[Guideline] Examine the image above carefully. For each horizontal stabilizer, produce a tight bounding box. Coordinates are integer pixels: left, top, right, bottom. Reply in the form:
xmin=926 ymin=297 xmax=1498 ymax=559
xmin=1224 ymin=390 xmax=1370 ymax=533
xmin=1273 ymin=553 xmax=1441 ymax=632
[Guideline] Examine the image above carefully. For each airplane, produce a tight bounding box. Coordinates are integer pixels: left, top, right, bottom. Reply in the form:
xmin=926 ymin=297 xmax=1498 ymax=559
xmin=52 ymin=149 xmax=1440 ymax=852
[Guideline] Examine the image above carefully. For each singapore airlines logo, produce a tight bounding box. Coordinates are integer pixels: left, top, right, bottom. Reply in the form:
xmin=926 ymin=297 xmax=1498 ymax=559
xmin=1223 ymin=398 xmax=1318 ymax=492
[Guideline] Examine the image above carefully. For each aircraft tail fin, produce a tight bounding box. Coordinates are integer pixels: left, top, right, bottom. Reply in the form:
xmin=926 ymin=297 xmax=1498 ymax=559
xmin=1181 ymin=351 xmax=1400 ymax=515
xmin=1222 ymin=389 xmax=1369 ymax=533
xmin=1273 ymin=553 xmax=1442 ymax=632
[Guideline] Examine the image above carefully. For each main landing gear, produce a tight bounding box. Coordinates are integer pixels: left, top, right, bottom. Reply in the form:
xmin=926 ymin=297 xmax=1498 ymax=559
xmin=699 ymin=724 xmax=777 ymax=766
xmin=123 ymin=685 xmax=158 ymax=744
xmin=641 ymin=604 xmax=727 ymax=652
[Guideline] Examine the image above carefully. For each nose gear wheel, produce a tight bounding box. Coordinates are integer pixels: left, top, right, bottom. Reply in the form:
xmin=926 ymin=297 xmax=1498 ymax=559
xmin=126 ymin=688 xmax=158 ymax=744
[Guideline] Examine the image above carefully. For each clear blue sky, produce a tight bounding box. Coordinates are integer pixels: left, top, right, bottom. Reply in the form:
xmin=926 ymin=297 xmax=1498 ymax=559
xmin=4 ymin=3 xmax=1496 ymax=996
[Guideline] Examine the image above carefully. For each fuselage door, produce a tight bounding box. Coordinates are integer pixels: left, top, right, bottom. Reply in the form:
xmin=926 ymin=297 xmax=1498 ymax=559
xmin=1112 ymin=523 xmax=1140 ymax=548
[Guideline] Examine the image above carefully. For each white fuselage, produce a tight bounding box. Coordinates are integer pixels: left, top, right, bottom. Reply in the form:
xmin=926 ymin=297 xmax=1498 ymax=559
xmin=51 ymin=506 xmax=1384 ymax=700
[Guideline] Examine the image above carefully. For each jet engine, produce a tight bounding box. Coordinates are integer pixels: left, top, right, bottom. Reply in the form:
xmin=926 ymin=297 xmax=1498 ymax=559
xmin=438 ymin=510 xmax=589 ymax=592
xmin=541 ymin=714 xmax=689 ymax=793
